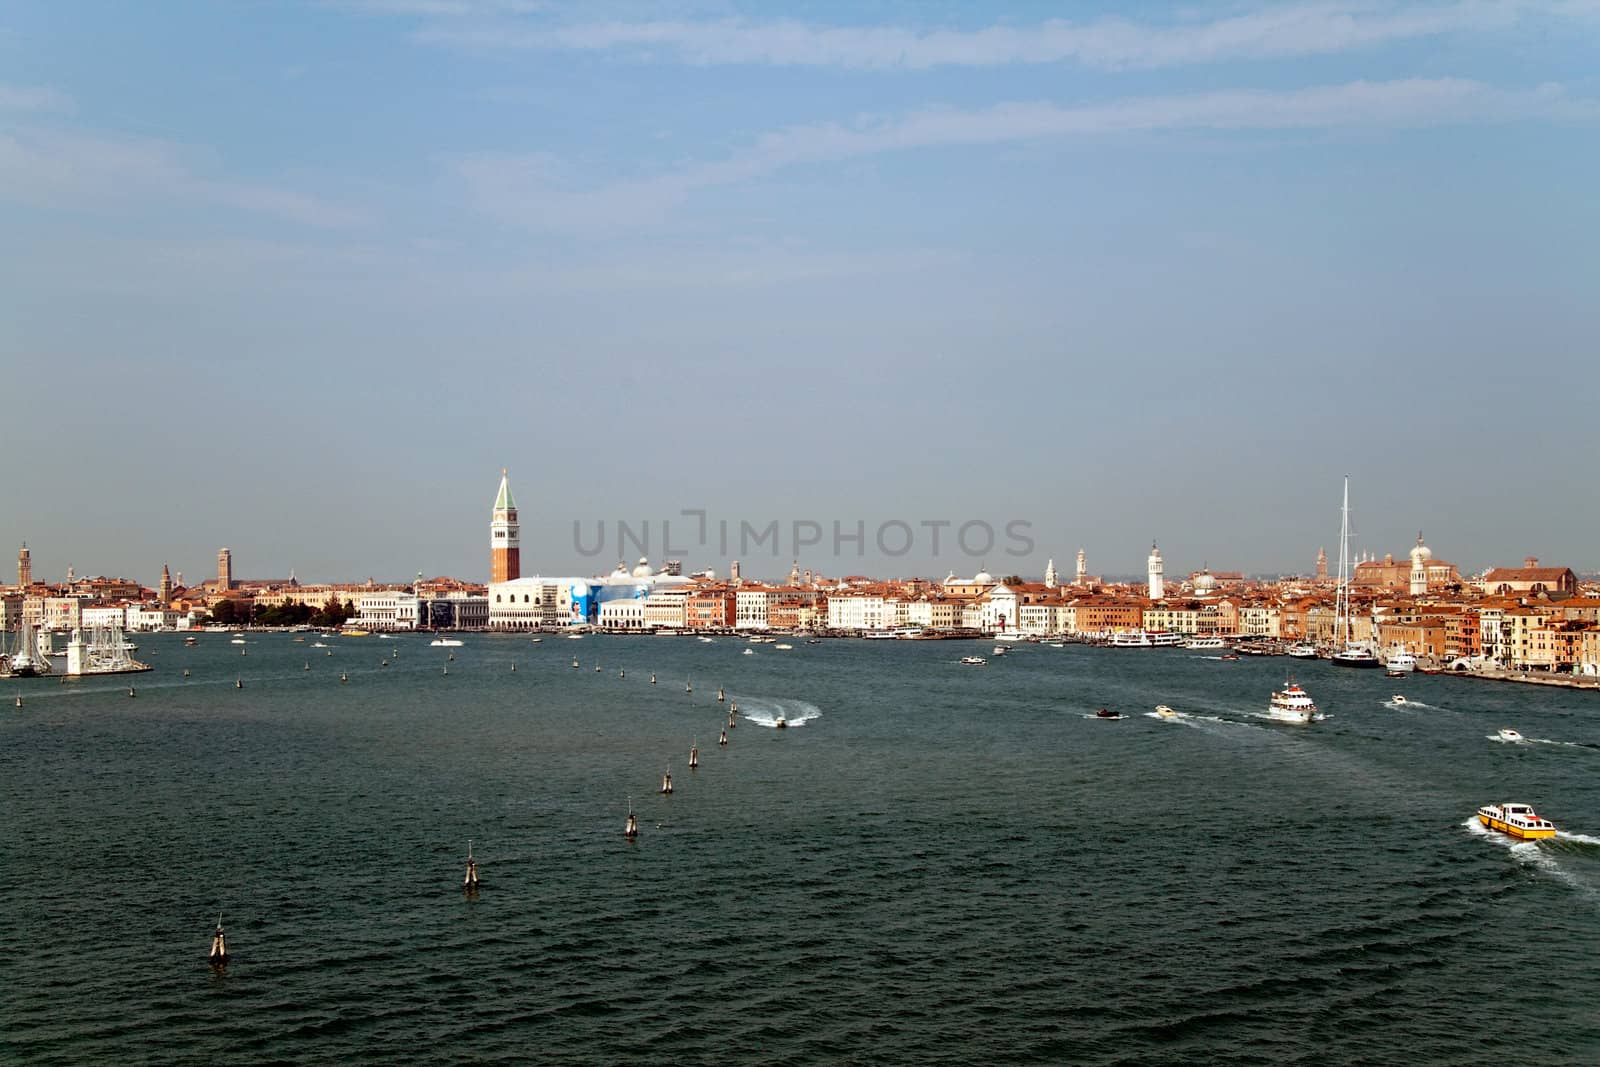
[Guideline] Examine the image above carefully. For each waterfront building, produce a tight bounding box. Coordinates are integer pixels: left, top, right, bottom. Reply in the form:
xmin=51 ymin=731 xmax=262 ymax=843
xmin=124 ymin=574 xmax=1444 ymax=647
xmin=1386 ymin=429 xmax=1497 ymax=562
xmin=941 ymin=569 xmax=997 ymax=597
xmin=735 ymin=586 xmax=775 ymax=630
xmin=1147 ymin=543 xmax=1165 ymax=601
xmin=685 ymin=588 xmax=736 ymax=630
xmin=598 ymin=598 xmax=646 ymax=630
xmin=0 ymin=594 xmax=22 ymax=632
xmin=488 ymin=577 xmax=558 ymax=630
xmin=642 ymin=588 xmax=690 ymax=630
xmin=490 ymin=469 xmax=520 ymax=584
xmin=351 ymin=591 xmax=422 ymax=631
xmin=1237 ymin=603 xmax=1283 ymax=639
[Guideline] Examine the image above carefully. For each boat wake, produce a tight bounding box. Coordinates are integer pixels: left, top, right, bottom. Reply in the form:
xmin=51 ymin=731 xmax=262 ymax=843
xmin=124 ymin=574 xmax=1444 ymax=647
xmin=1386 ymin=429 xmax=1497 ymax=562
xmin=1383 ymin=698 xmax=1435 ymax=710
xmin=737 ymin=697 xmax=822 ymax=729
xmin=1489 ymin=735 xmax=1600 ymax=750
xmin=1463 ymin=819 xmax=1600 ymax=904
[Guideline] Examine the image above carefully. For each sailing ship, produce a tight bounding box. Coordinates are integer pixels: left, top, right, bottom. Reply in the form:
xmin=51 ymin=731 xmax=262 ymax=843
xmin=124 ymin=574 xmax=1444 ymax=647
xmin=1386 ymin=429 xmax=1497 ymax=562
xmin=64 ymin=622 xmax=151 ymax=676
xmin=1331 ymin=477 xmax=1381 ymax=668
xmin=3 ymin=620 xmax=52 ymax=677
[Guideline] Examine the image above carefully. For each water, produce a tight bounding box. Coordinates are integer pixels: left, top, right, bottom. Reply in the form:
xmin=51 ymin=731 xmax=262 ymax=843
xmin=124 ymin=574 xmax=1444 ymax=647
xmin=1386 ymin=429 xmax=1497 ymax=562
xmin=4 ymin=635 xmax=1599 ymax=1064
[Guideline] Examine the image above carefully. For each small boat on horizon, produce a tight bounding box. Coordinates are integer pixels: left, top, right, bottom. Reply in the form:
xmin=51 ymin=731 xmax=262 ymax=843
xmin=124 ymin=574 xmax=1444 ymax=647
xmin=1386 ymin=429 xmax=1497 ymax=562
xmin=959 ymin=656 xmax=986 ymax=666
xmin=1095 ymin=708 xmax=1123 ymax=719
xmin=1497 ymin=728 xmax=1524 ymax=743
xmin=430 ymin=637 xmax=463 ymax=648
xmin=1155 ymin=705 xmax=1177 ymax=719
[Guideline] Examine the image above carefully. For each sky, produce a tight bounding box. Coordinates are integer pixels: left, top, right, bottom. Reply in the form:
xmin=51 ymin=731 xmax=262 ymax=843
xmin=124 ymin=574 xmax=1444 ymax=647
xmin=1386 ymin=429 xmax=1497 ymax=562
xmin=2 ymin=0 xmax=1597 ymax=586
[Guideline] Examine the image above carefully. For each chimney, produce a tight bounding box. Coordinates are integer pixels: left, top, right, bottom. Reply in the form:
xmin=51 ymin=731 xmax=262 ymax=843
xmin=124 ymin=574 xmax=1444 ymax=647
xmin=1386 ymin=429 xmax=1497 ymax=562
xmin=1524 ymin=556 xmax=1539 ymax=569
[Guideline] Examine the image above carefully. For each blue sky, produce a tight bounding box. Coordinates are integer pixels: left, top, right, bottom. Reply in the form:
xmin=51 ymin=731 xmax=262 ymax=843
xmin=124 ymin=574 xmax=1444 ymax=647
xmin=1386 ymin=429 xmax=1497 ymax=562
xmin=3 ymin=1 xmax=1597 ymax=585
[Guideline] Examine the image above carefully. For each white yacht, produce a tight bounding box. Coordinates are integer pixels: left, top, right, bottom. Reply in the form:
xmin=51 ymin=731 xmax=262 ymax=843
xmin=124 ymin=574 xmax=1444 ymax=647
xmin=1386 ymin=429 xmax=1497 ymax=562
xmin=1497 ymin=728 xmax=1525 ymax=743
xmin=429 ymin=636 xmax=464 ymax=648
xmin=1384 ymin=651 xmax=1416 ymax=677
xmin=1266 ymin=679 xmax=1320 ymax=723
xmin=1184 ymin=637 xmax=1226 ymax=650
xmin=1285 ymin=643 xmax=1318 ymax=659
xmin=959 ymin=656 xmax=987 ymax=666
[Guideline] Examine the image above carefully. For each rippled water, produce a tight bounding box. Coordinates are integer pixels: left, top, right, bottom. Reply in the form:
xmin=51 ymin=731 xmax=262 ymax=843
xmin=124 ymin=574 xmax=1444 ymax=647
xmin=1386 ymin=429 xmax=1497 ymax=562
xmin=4 ymin=634 xmax=1599 ymax=1064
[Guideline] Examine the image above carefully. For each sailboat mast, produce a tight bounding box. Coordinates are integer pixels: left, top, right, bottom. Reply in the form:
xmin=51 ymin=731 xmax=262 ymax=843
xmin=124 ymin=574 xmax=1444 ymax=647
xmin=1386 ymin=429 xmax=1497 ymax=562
xmin=1336 ymin=475 xmax=1352 ymax=646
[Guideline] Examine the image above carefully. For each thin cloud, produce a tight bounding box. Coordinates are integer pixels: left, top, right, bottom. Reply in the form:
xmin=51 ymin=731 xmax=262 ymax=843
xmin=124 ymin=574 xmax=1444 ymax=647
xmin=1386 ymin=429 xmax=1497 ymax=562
xmin=0 ymin=126 xmax=367 ymax=228
xmin=453 ymin=78 xmax=1598 ymax=231
xmin=413 ymin=1 xmax=1587 ymax=70
xmin=0 ymin=83 xmax=73 ymax=112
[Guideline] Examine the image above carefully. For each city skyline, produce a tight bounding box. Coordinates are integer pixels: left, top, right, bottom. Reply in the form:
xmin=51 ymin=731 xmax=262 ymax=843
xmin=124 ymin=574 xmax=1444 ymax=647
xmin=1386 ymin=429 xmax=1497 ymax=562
xmin=4 ymin=2 xmax=1597 ymax=580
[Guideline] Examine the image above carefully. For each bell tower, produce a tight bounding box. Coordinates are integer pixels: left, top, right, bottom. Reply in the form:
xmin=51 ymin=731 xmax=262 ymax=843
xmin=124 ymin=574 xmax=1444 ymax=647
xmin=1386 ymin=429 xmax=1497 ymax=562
xmin=17 ymin=542 xmax=31 ymax=588
xmin=1147 ymin=541 xmax=1165 ymax=601
xmin=491 ymin=469 xmax=520 ymax=583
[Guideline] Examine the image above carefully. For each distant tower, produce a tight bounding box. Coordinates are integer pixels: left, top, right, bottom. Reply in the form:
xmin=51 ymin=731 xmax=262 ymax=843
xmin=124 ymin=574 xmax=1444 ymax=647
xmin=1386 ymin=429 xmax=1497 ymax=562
xmin=1075 ymin=548 xmax=1087 ymax=586
xmin=17 ymin=542 xmax=30 ymax=588
xmin=730 ymin=561 xmax=742 ymax=584
xmin=217 ymin=548 xmax=232 ymax=591
xmin=1147 ymin=542 xmax=1165 ymax=601
xmin=1409 ymin=533 xmax=1431 ymax=596
xmin=1044 ymin=558 xmax=1058 ymax=588
xmin=490 ymin=469 xmax=520 ymax=583
xmin=788 ymin=560 xmax=801 ymax=587
xmin=159 ymin=564 xmax=172 ymax=606
xmin=1316 ymin=546 xmax=1328 ymax=581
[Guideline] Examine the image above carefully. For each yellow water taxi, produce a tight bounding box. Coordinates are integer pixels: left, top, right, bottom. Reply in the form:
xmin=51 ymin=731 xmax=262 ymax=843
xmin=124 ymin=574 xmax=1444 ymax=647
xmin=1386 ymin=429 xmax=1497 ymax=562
xmin=1477 ymin=802 xmax=1557 ymax=840
xmin=339 ymin=628 xmax=371 ymax=637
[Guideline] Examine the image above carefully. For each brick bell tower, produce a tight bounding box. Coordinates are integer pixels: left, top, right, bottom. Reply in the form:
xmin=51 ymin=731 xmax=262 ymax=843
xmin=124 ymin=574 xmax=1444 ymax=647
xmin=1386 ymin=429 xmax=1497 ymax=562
xmin=490 ymin=469 xmax=520 ymax=583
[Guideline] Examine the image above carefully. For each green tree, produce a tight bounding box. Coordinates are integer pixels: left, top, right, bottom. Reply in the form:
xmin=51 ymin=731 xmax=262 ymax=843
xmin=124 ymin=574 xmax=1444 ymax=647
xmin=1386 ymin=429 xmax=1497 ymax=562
xmin=210 ymin=599 xmax=238 ymax=625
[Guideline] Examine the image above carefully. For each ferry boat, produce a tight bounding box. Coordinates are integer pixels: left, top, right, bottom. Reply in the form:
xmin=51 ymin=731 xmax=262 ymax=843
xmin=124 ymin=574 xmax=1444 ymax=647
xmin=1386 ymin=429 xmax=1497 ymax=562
xmin=1285 ymin=643 xmax=1318 ymax=659
xmin=862 ymin=630 xmax=899 ymax=640
xmin=1184 ymin=637 xmax=1226 ymax=650
xmin=1477 ymin=802 xmax=1556 ymax=840
xmin=1266 ymin=679 xmax=1319 ymax=723
xmin=429 ymin=636 xmax=463 ymax=648
xmin=959 ymin=656 xmax=986 ymax=666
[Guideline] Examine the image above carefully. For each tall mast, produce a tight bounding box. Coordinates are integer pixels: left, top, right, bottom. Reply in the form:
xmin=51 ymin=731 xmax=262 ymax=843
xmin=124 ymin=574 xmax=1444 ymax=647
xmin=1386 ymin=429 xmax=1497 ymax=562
xmin=1335 ymin=475 xmax=1352 ymax=646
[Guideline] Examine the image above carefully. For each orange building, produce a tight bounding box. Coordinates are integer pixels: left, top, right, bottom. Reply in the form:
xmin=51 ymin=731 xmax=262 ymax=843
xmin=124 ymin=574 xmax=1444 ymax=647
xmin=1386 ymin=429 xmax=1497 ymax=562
xmin=685 ymin=588 xmax=736 ymax=629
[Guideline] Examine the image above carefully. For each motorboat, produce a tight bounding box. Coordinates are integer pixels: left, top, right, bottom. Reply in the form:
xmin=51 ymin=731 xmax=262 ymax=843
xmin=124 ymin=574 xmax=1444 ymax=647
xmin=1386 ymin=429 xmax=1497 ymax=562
xmin=774 ymin=715 xmax=787 ymax=729
xmin=1155 ymin=705 xmax=1178 ymax=719
xmin=230 ymin=638 xmax=246 ymax=645
xmin=1184 ymin=637 xmax=1226 ymax=650
xmin=1497 ymin=728 xmax=1524 ymax=743
xmin=1390 ymin=695 xmax=1408 ymax=705
xmin=1095 ymin=708 xmax=1123 ymax=719
xmin=775 ymin=643 xmax=793 ymax=650
xmin=992 ymin=646 xmax=1008 ymax=656
xmin=959 ymin=656 xmax=986 ymax=666
xmin=1266 ymin=679 xmax=1319 ymax=723
xmin=1477 ymin=802 xmax=1556 ymax=840
xmin=429 ymin=637 xmax=463 ymax=648
xmin=1331 ymin=645 xmax=1382 ymax=669
xmin=742 ymin=648 xmax=754 ymax=655
xmin=1285 ymin=643 xmax=1318 ymax=659
xmin=1384 ymin=651 xmax=1417 ymax=677
xmin=1219 ymin=652 xmax=1239 ymax=661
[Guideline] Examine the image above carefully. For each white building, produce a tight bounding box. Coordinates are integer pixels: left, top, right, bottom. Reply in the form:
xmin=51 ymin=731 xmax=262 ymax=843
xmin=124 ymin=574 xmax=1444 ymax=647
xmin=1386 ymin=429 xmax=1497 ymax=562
xmin=81 ymin=605 xmax=125 ymax=628
xmin=735 ymin=587 xmax=775 ymax=630
xmin=126 ymin=604 xmax=183 ymax=631
xmin=352 ymin=591 xmax=421 ymax=631
xmin=598 ymin=598 xmax=646 ymax=630
xmin=489 ymin=577 xmax=558 ymax=631
xmin=979 ymin=585 xmax=1020 ymax=633
xmin=642 ymin=588 xmax=690 ymax=630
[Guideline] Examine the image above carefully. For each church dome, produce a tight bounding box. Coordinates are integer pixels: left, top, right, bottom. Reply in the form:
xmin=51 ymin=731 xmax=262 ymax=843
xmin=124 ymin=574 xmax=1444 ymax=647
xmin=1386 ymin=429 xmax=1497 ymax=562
xmin=1410 ymin=535 xmax=1432 ymax=562
xmin=1194 ymin=569 xmax=1217 ymax=594
xmin=974 ymin=569 xmax=994 ymax=584
xmin=632 ymin=556 xmax=654 ymax=578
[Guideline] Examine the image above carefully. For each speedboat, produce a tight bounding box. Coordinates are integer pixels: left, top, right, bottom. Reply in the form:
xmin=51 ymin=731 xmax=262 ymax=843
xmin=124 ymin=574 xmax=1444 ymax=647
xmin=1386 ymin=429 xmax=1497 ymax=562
xmin=1266 ymin=679 xmax=1319 ymax=723
xmin=1285 ymin=643 xmax=1318 ymax=659
xmin=1095 ymin=708 xmax=1123 ymax=719
xmin=775 ymin=643 xmax=793 ymax=650
xmin=959 ymin=656 xmax=986 ymax=666
xmin=742 ymin=648 xmax=754 ymax=655
xmin=1390 ymin=695 xmax=1407 ymax=705
xmin=1219 ymin=652 xmax=1239 ymax=661
xmin=1155 ymin=705 xmax=1178 ymax=719
xmin=429 ymin=637 xmax=463 ymax=647
xmin=774 ymin=715 xmax=787 ymax=729
xmin=230 ymin=638 xmax=246 ymax=645
xmin=992 ymin=646 xmax=1008 ymax=656
xmin=1477 ymin=802 xmax=1556 ymax=839
xmin=1497 ymin=728 xmax=1524 ymax=743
